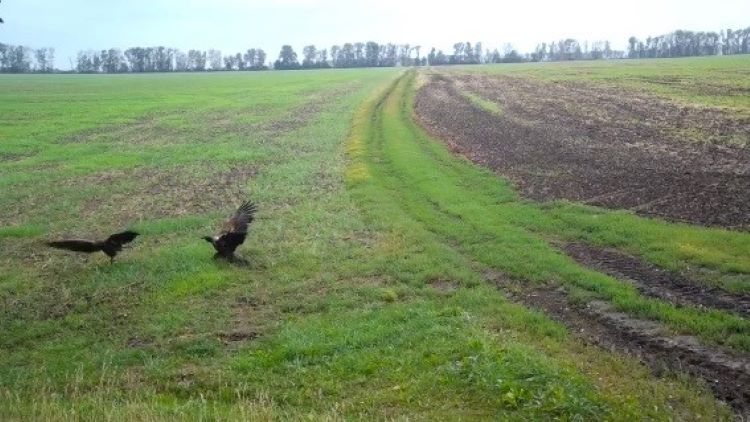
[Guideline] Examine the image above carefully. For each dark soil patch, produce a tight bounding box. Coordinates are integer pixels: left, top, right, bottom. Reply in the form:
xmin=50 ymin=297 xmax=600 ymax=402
xmin=0 ymin=152 xmax=33 ymax=163
xmin=492 ymin=277 xmax=750 ymax=416
xmin=67 ymin=163 xmax=260 ymax=225
xmin=219 ymin=293 xmax=274 ymax=350
xmin=563 ymin=242 xmax=750 ymax=316
xmin=218 ymin=329 xmax=259 ymax=343
xmin=127 ymin=335 xmax=155 ymax=348
xmin=256 ymin=83 xmax=362 ymax=134
xmin=429 ymin=278 xmax=459 ymax=293
xmin=414 ymin=72 xmax=750 ymax=230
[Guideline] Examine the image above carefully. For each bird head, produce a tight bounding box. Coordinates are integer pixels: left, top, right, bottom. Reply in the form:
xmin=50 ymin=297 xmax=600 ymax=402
xmin=202 ymin=236 xmax=214 ymax=243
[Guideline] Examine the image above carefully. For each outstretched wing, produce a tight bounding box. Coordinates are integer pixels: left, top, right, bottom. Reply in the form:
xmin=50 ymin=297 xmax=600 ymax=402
xmin=106 ymin=231 xmax=139 ymax=246
xmin=47 ymin=240 xmax=101 ymax=253
xmin=217 ymin=232 xmax=247 ymax=255
xmin=225 ymin=201 xmax=257 ymax=234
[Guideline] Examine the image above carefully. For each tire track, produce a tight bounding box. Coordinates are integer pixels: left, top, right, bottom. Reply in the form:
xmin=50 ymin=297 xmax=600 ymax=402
xmin=564 ymin=242 xmax=750 ymax=317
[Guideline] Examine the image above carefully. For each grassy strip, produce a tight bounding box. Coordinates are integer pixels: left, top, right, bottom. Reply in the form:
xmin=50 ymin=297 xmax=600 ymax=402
xmin=458 ymin=89 xmax=504 ymax=115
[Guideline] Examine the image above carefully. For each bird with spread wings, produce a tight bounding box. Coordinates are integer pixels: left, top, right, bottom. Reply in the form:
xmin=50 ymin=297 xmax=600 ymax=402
xmin=47 ymin=231 xmax=140 ymax=264
xmin=203 ymin=200 xmax=257 ymax=263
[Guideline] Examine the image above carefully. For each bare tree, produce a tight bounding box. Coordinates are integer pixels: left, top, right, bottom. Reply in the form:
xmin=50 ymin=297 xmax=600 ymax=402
xmin=207 ymin=49 xmax=222 ymax=71
xmin=174 ymin=50 xmax=188 ymax=72
xmin=302 ymin=45 xmax=317 ymax=68
xmin=365 ymin=42 xmax=379 ymax=67
xmin=398 ymin=43 xmax=411 ymax=66
xmin=318 ymin=48 xmax=329 ymax=68
xmin=34 ymin=48 xmax=53 ymax=72
xmin=274 ymin=45 xmax=299 ymax=70
xmin=187 ymin=50 xmax=206 ymax=71
xmin=256 ymin=49 xmax=267 ymax=68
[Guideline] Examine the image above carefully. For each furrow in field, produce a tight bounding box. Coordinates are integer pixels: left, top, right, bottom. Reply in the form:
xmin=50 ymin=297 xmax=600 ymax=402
xmin=563 ymin=242 xmax=750 ymax=317
xmin=494 ymin=277 xmax=750 ymax=414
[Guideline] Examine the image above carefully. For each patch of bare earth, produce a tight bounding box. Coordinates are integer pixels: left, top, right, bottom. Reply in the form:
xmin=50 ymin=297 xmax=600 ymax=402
xmin=218 ymin=294 xmax=274 ymax=350
xmin=78 ymin=163 xmax=260 ymax=223
xmin=0 ymin=152 xmax=32 ymax=163
xmin=428 ymin=278 xmax=460 ymax=294
xmin=414 ymin=72 xmax=750 ymax=230
xmin=492 ymin=276 xmax=750 ymax=415
xmin=59 ymin=83 xmax=360 ymax=146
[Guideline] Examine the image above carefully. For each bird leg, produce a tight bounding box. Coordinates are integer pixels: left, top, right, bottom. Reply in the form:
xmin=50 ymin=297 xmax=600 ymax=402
xmin=230 ymin=255 xmax=250 ymax=267
xmin=213 ymin=254 xmax=249 ymax=266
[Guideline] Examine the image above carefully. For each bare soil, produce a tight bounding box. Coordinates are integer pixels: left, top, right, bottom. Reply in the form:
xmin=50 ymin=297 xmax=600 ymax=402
xmin=219 ymin=292 xmax=276 ymax=350
xmin=493 ymin=277 xmax=750 ymax=415
xmin=414 ymin=72 xmax=750 ymax=230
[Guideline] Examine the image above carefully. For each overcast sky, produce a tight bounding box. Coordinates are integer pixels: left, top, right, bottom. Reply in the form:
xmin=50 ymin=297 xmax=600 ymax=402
xmin=1 ymin=0 xmax=749 ymax=69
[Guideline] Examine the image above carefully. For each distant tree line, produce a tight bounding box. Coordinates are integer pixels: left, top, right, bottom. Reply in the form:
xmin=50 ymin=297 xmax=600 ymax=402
xmin=427 ymin=42 xmax=484 ymax=65
xmin=627 ymin=28 xmax=750 ymax=58
xmin=0 ymin=43 xmax=55 ymax=73
xmin=1 ymin=25 xmax=749 ymax=73
xmin=528 ymin=40 xmax=624 ymax=62
xmin=74 ymin=47 xmax=268 ymax=73
xmin=274 ymin=42 xmax=427 ymax=70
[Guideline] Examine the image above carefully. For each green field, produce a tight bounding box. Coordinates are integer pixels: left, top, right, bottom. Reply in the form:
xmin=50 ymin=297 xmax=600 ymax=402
xmin=1 ymin=58 xmax=748 ymax=419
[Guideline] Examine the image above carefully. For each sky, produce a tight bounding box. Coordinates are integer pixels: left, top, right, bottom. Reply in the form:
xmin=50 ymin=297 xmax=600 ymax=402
xmin=1 ymin=0 xmax=749 ymax=69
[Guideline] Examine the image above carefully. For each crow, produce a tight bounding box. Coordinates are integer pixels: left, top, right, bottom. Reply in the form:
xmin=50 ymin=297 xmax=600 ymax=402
xmin=47 ymin=231 xmax=139 ymax=264
xmin=203 ymin=200 xmax=257 ymax=263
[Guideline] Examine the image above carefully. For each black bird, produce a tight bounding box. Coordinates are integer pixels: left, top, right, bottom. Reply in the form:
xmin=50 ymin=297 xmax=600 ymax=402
xmin=203 ymin=200 xmax=257 ymax=263
xmin=47 ymin=231 xmax=139 ymax=264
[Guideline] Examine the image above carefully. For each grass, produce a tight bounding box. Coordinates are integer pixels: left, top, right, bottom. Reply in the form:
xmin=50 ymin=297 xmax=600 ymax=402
xmin=0 ymin=62 xmax=745 ymax=419
xmin=458 ymin=90 xmax=503 ymax=115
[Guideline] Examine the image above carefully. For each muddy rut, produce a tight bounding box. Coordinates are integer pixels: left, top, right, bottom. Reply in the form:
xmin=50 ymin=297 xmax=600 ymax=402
xmin=494 ymin=277 xmax=750 ymax=415
xmin=414 ymin=72 xmax=750 ymax=230
xmin=564 ymin=243 xmax=750 ymax=316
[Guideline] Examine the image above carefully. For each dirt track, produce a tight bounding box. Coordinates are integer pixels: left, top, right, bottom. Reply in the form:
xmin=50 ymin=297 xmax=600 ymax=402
xmin=556 ymin=243 xmax=750 ymax=414
xmin=495 ymin=276 xmax=750 ymax=415
xmin=564 ymin=243 xmax=750 ymax=316
xmin=414 ymin=72 xmax=750 ymax=230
